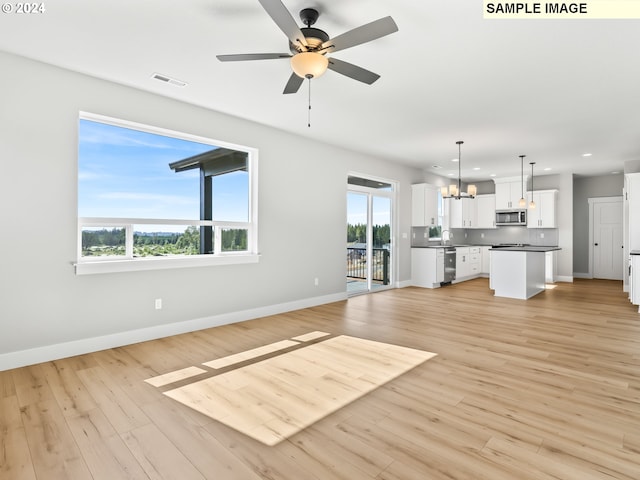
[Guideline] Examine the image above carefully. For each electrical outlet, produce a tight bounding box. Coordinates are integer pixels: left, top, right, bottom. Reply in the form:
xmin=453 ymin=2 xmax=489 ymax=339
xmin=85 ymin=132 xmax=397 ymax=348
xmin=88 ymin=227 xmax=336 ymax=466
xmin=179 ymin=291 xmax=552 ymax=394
xmin=314 ymin=277 xmax=319 ymax=286
xmin=540 ymin=233 xmax=545 ymax=238
xmin=481 ymin=233 xmax=485 ymax=238
xmin=155 ymin=298 xmax=162 ymax=310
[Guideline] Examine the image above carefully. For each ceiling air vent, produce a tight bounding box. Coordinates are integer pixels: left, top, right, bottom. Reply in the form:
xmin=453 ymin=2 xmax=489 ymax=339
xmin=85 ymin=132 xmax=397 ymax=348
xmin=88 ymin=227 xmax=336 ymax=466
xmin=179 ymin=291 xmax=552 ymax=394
xmin=151 ymin=73 xmax=187 ymax=87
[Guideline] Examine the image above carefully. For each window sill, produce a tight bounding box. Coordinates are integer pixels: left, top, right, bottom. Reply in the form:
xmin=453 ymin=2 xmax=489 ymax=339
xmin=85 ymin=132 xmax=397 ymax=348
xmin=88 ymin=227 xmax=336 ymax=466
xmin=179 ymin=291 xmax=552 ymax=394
xmin=74 ymin=253 xmax=260 ymax=275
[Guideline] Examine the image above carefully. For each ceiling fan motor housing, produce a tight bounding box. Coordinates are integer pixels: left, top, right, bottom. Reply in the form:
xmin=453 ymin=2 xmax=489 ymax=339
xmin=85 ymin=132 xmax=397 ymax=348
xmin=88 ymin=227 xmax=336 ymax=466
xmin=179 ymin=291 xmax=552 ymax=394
xmin=289 ymin=27 xmax=330 ymax=54
xmin=288 ymin=9 xmax=330 ymax=54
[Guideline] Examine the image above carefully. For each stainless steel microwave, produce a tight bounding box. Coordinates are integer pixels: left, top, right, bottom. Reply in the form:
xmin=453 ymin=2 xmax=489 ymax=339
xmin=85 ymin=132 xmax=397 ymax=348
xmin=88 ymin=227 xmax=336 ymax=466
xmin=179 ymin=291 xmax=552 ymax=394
xmin=495 ymin=209 xmax=527 ymax=226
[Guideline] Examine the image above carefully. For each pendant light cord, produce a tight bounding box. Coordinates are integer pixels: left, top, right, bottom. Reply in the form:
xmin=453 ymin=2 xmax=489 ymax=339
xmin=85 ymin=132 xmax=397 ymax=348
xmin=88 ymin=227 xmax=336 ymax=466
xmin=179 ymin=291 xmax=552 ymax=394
xmin=456 ymin=141 xmax=463 ymax=198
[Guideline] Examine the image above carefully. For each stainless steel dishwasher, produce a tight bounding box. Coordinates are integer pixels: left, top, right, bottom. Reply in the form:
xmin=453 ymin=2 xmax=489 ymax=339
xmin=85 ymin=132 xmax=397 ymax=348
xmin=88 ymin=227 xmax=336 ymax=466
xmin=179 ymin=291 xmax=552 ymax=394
xmin=443 ymin=247 xmax=456 ymax=285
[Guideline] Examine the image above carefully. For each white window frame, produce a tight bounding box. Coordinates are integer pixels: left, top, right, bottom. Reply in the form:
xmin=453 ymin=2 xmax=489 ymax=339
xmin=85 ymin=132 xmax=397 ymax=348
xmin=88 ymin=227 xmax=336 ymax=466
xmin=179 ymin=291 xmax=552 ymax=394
xmin=75 ymin=112 xmax=259 ymax=275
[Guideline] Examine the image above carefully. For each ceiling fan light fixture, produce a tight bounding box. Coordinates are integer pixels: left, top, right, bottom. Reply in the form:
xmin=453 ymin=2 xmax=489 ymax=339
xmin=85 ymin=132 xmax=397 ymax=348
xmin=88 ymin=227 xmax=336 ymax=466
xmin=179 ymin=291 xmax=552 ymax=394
xmin=291 ymin=52 xmax=328 ymax=79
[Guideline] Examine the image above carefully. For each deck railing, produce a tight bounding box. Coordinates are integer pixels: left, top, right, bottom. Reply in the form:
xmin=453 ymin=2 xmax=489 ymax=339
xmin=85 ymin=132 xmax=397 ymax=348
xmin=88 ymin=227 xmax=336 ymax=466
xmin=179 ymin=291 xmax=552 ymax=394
xmin=346 ymin=247 xmax=390 ymax=285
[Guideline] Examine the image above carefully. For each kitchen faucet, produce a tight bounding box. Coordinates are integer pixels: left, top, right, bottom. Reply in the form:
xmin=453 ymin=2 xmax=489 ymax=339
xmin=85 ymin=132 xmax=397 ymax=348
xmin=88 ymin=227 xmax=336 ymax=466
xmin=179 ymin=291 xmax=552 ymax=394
xmin=441 ymin=229 xmax=453 ymax=246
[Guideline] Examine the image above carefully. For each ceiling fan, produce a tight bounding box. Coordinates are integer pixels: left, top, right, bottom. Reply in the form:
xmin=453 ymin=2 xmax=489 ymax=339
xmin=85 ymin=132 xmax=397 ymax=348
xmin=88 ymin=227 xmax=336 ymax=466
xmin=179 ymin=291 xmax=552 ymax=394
xmin=216 ymin=0 xmax=399 ymax=95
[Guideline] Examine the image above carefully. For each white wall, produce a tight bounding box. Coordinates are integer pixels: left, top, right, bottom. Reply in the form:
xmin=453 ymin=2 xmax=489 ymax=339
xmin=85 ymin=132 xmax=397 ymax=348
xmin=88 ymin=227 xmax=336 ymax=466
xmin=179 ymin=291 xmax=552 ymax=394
xmin=524 ymin=173 xmax=574 ymax=281
xmin=0 ymin=51 xmax=423 ymax=370
xmin=572 ymin=174 xmax=624 ymax=275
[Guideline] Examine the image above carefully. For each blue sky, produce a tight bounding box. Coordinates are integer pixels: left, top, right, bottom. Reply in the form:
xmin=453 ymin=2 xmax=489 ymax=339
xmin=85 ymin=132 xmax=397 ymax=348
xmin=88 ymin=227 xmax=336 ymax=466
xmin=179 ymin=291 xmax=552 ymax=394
xmin=347 ymin=192 xmax=391 ymax=226
xmin=78 ymin=119 xmax=248 ymax=231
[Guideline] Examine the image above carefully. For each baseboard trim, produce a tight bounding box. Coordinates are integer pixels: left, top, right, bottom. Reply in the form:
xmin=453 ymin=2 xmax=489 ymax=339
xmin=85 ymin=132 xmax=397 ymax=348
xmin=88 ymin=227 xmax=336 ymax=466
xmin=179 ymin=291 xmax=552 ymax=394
xmin=556 ymin=275 xmax=574 ymax=283
xmin=573 ymin=272 xmax=592 ymax=279
xmin=0 ymin=292 xmax=348 ymax=372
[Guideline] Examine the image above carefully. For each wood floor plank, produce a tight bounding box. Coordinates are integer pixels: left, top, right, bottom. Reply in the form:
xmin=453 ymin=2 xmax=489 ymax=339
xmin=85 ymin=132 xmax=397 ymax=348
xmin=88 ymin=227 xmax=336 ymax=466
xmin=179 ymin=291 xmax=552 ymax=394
xmin=76 ymin=366 xmax=150 ymax=434
xmin=202 ymin=339 xmax=299 ymax=369
xmin=120 ymin=423 xmax=205 ymax=480
xmin=40 ymin=360 xmax=97 ymax=417
xmin=141 ymin=398 xmax=264 ymax=480
xmin=1 ymin=278 xmax=639 ymax=479
xmin=65 ymin=408 xmax=150 ymax=480
xmin=165 ymin=336 xmax=434 ymax=445
xmin=144 ymin=366 xmax=207 ymax=388
xmin=291 ymin=331 xmax=331 ymax=342
xmin=19 ymin=398 xmax=92 ymax=479
xmin=0 ymin=396 xmax=36 ymax=480
xmin=0 ymin=370 xmax=16 ymax=399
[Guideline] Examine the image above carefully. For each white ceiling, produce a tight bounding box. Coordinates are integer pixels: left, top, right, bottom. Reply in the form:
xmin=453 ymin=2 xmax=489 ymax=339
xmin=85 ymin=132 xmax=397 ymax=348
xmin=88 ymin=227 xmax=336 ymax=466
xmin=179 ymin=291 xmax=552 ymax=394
xmin=2 ymin=0 xmax=639 ymax=181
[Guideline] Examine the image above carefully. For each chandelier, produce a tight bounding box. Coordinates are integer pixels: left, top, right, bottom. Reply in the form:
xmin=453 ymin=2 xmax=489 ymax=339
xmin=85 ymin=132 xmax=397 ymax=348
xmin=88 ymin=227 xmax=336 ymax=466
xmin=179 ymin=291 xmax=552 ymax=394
xmin=441 ymin=141 xmax=476 ymax=199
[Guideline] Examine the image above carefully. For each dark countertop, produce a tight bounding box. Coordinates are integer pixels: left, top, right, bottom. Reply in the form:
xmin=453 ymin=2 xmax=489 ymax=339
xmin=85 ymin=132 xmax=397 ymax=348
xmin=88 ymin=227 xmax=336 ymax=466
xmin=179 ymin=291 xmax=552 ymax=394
xmin=411 ymin=244 xmax=493 ymax=249
xmin=489 ymin=246 xmax=561 ymax=252
xmin=631 ymin=250 xmax=640 ymax=255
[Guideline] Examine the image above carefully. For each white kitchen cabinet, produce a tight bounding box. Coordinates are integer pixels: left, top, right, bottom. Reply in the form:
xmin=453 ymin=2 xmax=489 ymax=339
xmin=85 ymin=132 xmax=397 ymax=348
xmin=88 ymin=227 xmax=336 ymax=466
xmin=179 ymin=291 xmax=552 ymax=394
xmin=481 ymin=246 xmax=491 ymax=275
xmin=630 ymin=254 xmax=640 ymax=311
xmin=475 ymin=194 xmax=496 ymax=229
xmin=494 ymin=177 xmax=527 ymax=210
xmin=411 ymin=247 xmax=444 ymax=288
xmin=411 ymin=183 xmax=439 ymax=227
xmin=456 ymin=246 xmax=480 ymax=280
xmin=545 ymin=250 xmax=557 ymax=283
xmin=445 ymin=197 xmax=476 ymax=228
xmin=527 ymin=189 xmax=558 ymax=228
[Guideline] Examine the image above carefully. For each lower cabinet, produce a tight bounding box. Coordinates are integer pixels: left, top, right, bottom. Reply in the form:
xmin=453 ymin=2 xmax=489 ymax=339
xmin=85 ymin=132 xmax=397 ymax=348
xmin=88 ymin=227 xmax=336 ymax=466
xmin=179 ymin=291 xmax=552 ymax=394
xmin=411 ymin=248 xmax=444 ymax=288
xmin=631 ymin=254 xmax=640 ymax=310
xmin=413 ymin=245 xmax=489 ymax=288
xmin=545 ymin=251 xmax=557 ymax=283
xmin=456 ymin=247 xmax=481 ymax=281
xmin=481 ymin=246 xmax=491 ymax=276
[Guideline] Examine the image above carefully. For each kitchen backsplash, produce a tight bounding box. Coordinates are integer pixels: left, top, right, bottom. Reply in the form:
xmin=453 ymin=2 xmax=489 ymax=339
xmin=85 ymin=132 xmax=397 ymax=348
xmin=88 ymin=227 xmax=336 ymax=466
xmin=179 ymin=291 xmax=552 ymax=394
xmin=411 ymin=226 xmax=559 ymax=247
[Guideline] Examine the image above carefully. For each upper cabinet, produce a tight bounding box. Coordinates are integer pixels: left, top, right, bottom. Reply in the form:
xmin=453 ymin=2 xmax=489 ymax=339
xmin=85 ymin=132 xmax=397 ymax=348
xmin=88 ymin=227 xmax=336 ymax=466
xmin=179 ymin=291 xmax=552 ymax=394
xmin=411 ymin=183 xmax=439 ymax=226
xmin=475 ymin=194 xmax=496 ymax=229
xmin=527 ymin=189 xmax=558 ymax=228
xmin=494 ymin=176 xmax=527 ymax=210
xmin=444 ymin=197 xmax=476 ymax=228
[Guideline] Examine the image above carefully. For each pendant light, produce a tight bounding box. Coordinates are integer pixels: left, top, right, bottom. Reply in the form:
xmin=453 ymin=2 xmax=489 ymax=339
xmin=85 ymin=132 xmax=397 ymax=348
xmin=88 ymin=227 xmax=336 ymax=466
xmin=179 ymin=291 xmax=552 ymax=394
xmin=529 ymin=161 xmax=536 ymax=209
xmin=440 ymin=140 xmax=476 ymax=199
xmin=518 ymin=155 xmax=527 ymax=208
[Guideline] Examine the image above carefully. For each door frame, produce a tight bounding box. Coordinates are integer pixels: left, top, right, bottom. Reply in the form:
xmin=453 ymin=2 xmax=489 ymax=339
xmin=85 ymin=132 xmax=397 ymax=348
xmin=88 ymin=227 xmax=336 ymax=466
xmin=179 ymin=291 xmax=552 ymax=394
xmin=347 ymin=172 xmax=398 ymax=294
xmin=588 ymin=196 xmax=623 ymax=279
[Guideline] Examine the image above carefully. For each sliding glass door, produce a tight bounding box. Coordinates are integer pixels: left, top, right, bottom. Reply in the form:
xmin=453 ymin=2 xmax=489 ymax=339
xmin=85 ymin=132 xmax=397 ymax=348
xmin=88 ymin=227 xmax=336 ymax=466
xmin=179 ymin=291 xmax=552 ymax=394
xmin=347 ymin=175 xmax=394 ymax=295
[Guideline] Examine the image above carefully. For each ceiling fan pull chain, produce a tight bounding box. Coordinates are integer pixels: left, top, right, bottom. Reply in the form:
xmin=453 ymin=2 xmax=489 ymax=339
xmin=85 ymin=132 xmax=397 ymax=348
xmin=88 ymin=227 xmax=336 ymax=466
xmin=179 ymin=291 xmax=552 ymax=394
xmin=307 ymin=76 xmax=312 ymax=128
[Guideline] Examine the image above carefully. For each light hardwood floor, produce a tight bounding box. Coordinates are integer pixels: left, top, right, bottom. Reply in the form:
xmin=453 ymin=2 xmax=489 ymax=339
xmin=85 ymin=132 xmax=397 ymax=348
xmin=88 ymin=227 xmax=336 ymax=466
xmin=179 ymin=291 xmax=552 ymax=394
xmin=1 ymin=278 xmax=639 ymax=479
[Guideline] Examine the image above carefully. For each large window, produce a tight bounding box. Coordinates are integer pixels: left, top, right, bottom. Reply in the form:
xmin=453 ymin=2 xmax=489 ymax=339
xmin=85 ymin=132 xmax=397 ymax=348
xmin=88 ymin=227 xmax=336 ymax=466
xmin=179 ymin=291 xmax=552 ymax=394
xmin=76 ymin=112 xmax=258 ymax=274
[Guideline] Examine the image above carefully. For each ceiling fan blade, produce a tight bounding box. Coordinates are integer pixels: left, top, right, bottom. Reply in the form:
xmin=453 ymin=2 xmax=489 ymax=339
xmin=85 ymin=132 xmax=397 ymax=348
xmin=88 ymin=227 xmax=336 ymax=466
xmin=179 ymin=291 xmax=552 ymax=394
xmin=321 ymin=16 xmax=398 ymax=54
xmin=283 ymin=72 xmax=304 ymax=94
xmin=258 ymin=0 xmax=308 ymax=50
xmin=327 ymin=57 xmax=380 ymax=85
xmin=217 ymin=53 xmax=291 ymax=62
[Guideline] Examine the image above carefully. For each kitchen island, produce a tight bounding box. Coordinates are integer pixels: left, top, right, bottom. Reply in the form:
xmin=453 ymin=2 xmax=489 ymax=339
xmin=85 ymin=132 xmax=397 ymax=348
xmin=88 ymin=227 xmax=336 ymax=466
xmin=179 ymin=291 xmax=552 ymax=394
xmin=490 ymin=246 xmax=561 ymax=299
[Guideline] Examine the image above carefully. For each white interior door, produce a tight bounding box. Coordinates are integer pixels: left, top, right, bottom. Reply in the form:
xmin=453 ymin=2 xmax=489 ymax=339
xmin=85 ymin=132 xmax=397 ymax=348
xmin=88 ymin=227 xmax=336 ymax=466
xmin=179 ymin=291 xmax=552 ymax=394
xmin=592 ymin=198 xmax=623 ymax=280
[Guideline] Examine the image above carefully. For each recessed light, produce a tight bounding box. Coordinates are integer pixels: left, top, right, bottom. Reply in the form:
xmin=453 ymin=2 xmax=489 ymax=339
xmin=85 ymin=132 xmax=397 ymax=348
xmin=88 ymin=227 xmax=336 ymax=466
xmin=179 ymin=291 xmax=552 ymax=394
xmin=612 ymin=171 xmax=620 ymax=174
xmin=582 ymin=153 xmax=592 ymax=157
xmin=473 ymin=167 xmax=480 ymax=171
xmin=544 ymin=167 xmax=552 ymax=171
xmin=447 ymin=173 xmax=455 ymax=176
xmin=451 ymin=158 xmax=459 ymax=162
xmin=490 ymin=174 xmax=496 ymax=177
xmin=151 ymin=72 xmax=188 ymax=87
